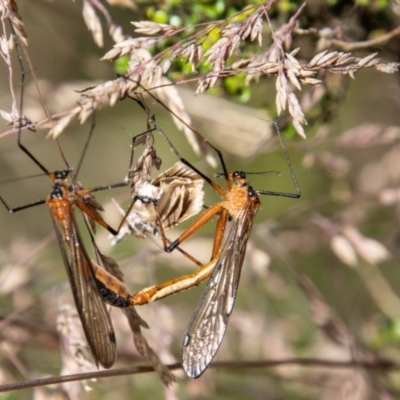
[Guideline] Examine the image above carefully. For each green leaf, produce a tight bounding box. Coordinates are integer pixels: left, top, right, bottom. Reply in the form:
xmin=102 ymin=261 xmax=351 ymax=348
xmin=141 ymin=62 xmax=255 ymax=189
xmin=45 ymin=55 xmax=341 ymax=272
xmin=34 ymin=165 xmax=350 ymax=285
xmin=113 ymin=56 xmax=130 ymax=74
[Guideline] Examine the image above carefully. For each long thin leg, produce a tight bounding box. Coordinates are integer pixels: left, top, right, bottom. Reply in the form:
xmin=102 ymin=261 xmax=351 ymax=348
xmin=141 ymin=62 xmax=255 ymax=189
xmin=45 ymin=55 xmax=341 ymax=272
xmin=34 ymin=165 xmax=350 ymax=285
xmin=0 ymin=197 xmax=46 ymax=213
xmin=132 ymin=92 xmax=300 ymax=201
xmin=14 ymin=61 xmax=49 ymax=176
xmin=210 ymin=208 xmax=229 ymax=260
xmin=74 ymin=199 xmax=120 ymax=236
xmin=74 ymin=113 xmax=96 ymax=177
xmin=82 ymin=181 xmax=129 ymax=195
xmin=16 ymin=128 xmax=49 ymax=176
xmin=11 ymin=23 xmax=49 ymax=177
xmin=0 ymin=180 xmax=129 ymax=219
xmin=165 ymin=203 xmax=224 ymax=252
xmin=152 ymin=203 xmax=203 ymax=267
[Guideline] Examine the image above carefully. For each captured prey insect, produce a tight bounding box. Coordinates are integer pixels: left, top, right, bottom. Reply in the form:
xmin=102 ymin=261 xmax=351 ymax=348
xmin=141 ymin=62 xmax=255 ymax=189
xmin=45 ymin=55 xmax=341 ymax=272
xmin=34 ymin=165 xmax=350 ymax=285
xmin=111 ymin=129 xmax=204 ymax=245
xmin=0 ymin=124 xmax=132 ymax=369
xmin=104 ymin=109 xmax=301 ymax=377
xmin=112 ymin=161 xmax=204 ymax=242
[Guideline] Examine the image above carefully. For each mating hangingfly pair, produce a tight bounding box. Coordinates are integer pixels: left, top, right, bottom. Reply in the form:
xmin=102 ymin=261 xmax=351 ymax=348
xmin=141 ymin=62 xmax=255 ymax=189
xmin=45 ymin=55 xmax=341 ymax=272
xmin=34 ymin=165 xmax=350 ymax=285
xmin=0 ymin=105 xmax=205 ymax=373
xmin=106 ymin=96 xmax=302 ymax=378
xmin=1 ymin=93 xmax=301 ymax=379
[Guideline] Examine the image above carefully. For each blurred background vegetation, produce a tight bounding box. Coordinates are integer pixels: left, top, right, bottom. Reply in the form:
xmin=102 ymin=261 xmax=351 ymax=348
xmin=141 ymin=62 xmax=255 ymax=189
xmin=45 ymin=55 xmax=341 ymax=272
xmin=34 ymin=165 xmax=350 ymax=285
xmin=1 ymin=0 xmax=400 ymax=399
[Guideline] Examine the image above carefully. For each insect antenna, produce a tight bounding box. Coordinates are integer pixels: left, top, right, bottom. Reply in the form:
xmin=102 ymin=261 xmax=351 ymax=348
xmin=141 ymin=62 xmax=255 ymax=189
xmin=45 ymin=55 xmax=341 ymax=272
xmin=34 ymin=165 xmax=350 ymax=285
xmin=255 ymin=121 xmax=301 ymax=199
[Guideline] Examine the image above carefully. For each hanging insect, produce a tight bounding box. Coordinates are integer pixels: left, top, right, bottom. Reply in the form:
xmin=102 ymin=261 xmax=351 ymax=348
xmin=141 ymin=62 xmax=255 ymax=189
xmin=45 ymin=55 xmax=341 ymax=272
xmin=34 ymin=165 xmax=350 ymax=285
xmin=96 ymin=102 xmax=301 ymax=377
xmin=113 ymin=162 xmax=204 ymax=241
xmin=124 ymin=116 xmax=300 ymax=377
xmin=111 ymin=129 xmax=204 ymax=245
xmin=0 ymin=121 xmax=131 ymax=369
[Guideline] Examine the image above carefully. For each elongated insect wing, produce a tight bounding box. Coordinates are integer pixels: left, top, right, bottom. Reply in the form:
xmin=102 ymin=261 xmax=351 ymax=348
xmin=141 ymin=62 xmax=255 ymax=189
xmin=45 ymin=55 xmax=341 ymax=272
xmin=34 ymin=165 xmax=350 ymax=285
xmin=51 ymin=201 xmax=117 ymax=369
xmin=181 ymin=198 xmax=260 ymax=378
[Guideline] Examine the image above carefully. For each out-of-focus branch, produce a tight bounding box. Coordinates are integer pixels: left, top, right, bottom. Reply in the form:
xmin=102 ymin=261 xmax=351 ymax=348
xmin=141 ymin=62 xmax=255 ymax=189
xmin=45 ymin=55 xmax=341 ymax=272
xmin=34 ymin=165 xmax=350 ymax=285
xmin=0 ymin=356 xmax=396 ymax=394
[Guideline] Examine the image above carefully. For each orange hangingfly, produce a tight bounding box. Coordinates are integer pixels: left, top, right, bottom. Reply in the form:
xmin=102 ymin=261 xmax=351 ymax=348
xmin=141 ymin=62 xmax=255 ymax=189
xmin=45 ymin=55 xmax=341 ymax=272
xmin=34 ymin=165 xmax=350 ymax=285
xmin=133 ymin=120 xmax=300 ymax=377
xmin=104 ymin=101 xmax=302 ymax=378
xmin=0 ymin=121 xmax=131 ymax=369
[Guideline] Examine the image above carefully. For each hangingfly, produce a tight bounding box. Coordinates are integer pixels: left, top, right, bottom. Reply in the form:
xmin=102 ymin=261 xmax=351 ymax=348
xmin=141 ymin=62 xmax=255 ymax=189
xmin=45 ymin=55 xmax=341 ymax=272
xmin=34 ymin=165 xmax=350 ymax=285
xmin=105 ymin=108 xmax=302 ymax=378
xmin=45 ymin=170 xmax=120 ymax=368
xmin=0 ymin=125 xmax=130 ymax=368
xmin=180 ymin=171 xmax=261 ymax=378
xmin=130 ymin=169 xmax=290 ymax=378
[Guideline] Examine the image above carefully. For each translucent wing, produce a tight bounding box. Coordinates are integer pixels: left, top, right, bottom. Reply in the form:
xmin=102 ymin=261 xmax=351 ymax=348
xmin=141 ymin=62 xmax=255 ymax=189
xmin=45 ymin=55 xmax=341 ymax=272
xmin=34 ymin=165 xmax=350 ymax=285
xmin=181 ymin=199 xmax=260 ymax=378
xmin=51 ymin=201 xmax=117 ymax=368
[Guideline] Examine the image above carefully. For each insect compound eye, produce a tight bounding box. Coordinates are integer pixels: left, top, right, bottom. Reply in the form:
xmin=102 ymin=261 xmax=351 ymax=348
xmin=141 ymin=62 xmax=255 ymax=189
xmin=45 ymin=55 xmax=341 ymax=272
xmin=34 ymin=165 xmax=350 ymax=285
xmin=232 ymin=170 xmax=246 ymax=179
xmin=54 ymin=170 xmax=70 ymax=180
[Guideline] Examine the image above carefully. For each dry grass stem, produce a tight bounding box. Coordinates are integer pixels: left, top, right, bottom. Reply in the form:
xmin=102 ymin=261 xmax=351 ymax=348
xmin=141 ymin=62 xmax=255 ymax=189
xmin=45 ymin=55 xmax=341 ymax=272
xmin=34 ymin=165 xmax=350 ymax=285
xmin=47 ymin=3 xmax=397 ymax=143
xmin=4 ymin=1 xmax=398 ymax=151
